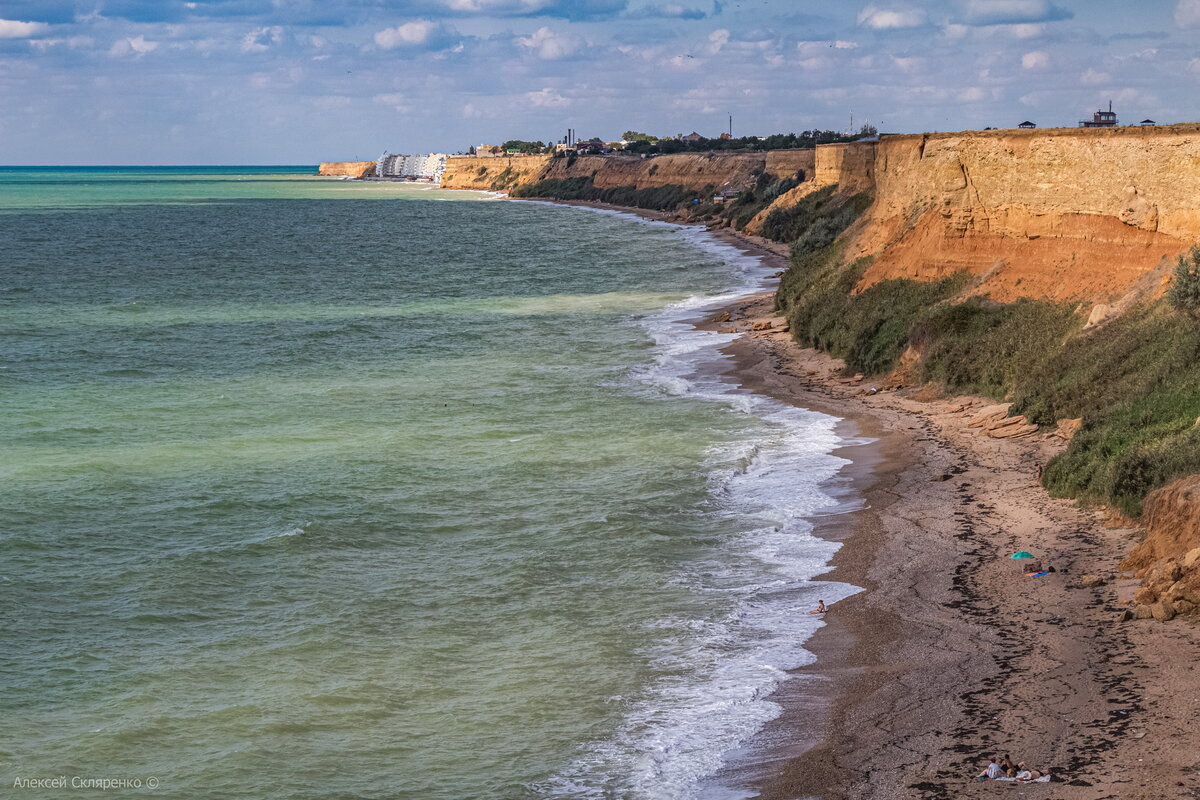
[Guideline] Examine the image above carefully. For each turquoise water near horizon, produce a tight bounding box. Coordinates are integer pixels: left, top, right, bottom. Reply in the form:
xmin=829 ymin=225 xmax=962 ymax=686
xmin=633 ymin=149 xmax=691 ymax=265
xmin=0 ymin=168 xmax=858 ymax=799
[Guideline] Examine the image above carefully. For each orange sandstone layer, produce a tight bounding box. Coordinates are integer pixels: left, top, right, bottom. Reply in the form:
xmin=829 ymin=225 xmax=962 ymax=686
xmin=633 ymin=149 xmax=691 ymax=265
xmin=439 ymin=155 xmax=552 ymax=191
xmin=318 ymin=161 xmax=376 ymax=178
xmin=439 ymin=149 xmax=814 ymax=194
xmin=749 ymin=125 xmax=1200 ymax=303
xmin=852 ymin=126 xmax=1200 ymax=302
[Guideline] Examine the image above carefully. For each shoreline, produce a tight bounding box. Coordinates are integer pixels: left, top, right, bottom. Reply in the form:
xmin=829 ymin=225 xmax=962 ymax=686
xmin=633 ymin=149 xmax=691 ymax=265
xmin=512 ymin=195 xmax=1200 ymax=798
xmin=687 ymin=224 xmax=1200 ymax=799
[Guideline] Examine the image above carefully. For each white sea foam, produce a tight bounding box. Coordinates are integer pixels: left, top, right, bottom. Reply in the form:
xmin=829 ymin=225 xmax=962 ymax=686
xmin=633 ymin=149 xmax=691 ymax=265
xmin=537 ymin=213 xmax=868 ymax=799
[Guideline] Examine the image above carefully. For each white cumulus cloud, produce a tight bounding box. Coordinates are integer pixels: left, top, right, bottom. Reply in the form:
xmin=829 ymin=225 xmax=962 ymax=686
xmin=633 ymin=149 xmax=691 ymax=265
xmin=857 ymin=5 xmax=927 ymax=29
xmin=375 ymin=20 xmax=442 ymax=48
xmin=526 ymin=87 xmax=570 ymax=107
xmin=0 ymin=19 xmax=48 ymax=38
xmin=241 ymin=26 xmax=284 ymax=54
xmin=517 ymin=26 xmax=580 ymax=59
xmin=1177 ymin=0 xmax=1200 ymax=28
xmin=1021 ymin=50 xmax=1049 ymax=69
xmin=109 ymin=35 xmax=158 ymax=57
xmin=1081 ymin=67 xmax=1110 ymax=85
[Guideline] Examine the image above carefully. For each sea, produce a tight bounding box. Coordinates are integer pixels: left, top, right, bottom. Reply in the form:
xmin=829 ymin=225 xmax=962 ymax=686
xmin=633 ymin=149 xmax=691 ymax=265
xmin=0 ymin=167 xmax=862 ymax=799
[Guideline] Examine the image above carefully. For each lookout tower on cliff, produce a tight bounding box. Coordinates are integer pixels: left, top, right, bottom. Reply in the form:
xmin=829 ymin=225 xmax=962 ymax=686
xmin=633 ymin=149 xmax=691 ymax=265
xmin=1080 ymin=101 xmax=1118 ymax=128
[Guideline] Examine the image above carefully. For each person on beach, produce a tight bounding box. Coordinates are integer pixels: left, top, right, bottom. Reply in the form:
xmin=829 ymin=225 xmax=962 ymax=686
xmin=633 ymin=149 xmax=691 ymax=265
xmin=1015 ymin=762 xmax=1045 ymax=781
xmin=999 ymin=755 xmax=1017 ymax=777
xmin=975 ymin=757 xmax=1004 ymax=780
xmin=810 ymin=600 xmax=826 ymax=614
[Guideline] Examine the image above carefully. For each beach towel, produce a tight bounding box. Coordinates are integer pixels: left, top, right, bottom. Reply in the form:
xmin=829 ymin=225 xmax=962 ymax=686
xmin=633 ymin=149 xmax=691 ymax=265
xmin=1025 ymin=571 xmax=1050 ymax=577
xmin=995 ymin=775 xmax=1052 ymax=783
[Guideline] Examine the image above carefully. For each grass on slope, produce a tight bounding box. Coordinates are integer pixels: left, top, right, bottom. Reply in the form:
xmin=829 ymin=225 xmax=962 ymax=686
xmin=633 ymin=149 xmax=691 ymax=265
xmin=510 ymin=177 xmax=706 ymax=212
xmin=771 ymin=187 xmax=1200 ymax=515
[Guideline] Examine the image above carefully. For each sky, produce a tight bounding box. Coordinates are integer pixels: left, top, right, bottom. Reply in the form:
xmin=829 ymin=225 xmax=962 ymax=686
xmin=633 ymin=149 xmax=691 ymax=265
xmin=2 ymin=0 xmax=1199 ymax=164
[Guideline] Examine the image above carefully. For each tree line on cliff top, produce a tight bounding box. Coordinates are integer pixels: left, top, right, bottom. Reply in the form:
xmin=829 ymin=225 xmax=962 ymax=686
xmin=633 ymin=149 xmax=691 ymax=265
xmin=487 ymin=127 xmax=874 ymax=155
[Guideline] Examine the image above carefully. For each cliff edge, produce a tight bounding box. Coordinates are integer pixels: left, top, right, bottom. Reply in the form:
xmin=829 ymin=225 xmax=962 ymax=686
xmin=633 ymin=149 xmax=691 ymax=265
xmin=319 ymin=161 xmax=376 ymax=178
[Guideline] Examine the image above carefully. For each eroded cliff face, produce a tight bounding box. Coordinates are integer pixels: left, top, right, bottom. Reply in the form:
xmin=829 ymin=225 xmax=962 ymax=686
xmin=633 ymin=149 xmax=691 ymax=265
xmin=542 ymin=152 xmax=772 ymax=191
xmin=439 ymin=150 xmax=813 ymax=194
xmin=440 ymin=155 xmax=552 ymax=191
xmin=842 ymin=126 xmax=1200 ymax=302
xmin=1121 ymin=475 xmax=1200 ymax=621
xmin=318 ymin=161 xmax=376 ymax=178
xmin=744 ymin=143 xmax=871 ymax=235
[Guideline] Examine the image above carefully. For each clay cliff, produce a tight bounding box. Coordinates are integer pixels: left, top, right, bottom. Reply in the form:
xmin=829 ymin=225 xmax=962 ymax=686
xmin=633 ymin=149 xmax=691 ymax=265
xmin=805 ymin=126 xmax=1200 ymax=302
xmin=440 ymin=155 xmax=552 ymax=191
xmin=439 ymin=150 xmax=813 ymax=194
xmin=318 ymin=161 xmax=376 ymax=178
xmin=1121 ymin=476 xmax=1200 ymax=621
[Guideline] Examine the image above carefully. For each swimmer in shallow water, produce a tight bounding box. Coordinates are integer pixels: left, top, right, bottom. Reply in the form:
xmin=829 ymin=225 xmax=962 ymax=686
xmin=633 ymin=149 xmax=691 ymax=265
xmin=809 ymin=600 xmax=827 ymax=614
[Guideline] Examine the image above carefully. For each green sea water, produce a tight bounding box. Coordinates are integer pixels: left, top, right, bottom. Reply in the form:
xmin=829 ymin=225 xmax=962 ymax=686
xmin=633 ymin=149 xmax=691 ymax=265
xmin=0 ymin=168 xmax=856 ymax=799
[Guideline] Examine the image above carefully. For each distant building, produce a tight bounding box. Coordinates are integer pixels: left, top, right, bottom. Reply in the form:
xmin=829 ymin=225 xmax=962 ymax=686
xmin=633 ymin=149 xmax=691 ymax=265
xmin=1018 ymin=120 xmax=1036 ymax=129
xmin=475 ymin=144 xmax=504 ymax=158
xmin=681 ymin=131 xmax=705 ymax=143
xmin=376 ymin=152 xmax=448 ymax=181
xmin=1080 ymin=102 xmax=1118 ymax=128
xmin=1140 ymin=119 xmax=1157 ymax=126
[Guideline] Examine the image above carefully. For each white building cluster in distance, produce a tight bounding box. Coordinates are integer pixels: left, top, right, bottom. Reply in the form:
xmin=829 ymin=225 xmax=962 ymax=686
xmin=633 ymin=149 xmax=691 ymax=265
xmin=376 ymin=152 xmax=448 ymax=182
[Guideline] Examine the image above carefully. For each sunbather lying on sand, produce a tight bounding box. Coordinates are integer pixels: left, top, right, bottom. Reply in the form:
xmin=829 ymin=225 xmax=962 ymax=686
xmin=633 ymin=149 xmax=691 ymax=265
xmin=975 ymin=757 xmax=1004 ymax=780
xmin=1015 ymin=763 xmax=1045 ymax=781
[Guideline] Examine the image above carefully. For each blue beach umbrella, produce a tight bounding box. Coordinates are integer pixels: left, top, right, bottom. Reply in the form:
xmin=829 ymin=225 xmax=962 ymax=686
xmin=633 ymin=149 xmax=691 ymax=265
xmin=1010 ymin=551 xmax=1035 ymax=559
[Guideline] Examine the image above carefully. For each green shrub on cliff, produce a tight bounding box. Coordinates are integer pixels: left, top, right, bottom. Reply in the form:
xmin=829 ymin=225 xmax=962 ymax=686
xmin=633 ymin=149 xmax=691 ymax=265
xmin=760 ymin=188 xmax=871 ymax=249
xmin=912 ymin=299 xmax=1080 ymax=399
xmin=1016 ymin=303 xmax=1200 ymax=515
xmin=720 ymin=172 xmax=804 ymax=231
xmin=777 ymin=247 xmax=969 ymax=376
xmin=777 ymin=242 xmax=1200 ymax=514
xmin=1168 ymin=245 xmax=1200 ymax=314
xmin=509 ymin=176 xmax=704 ymax=212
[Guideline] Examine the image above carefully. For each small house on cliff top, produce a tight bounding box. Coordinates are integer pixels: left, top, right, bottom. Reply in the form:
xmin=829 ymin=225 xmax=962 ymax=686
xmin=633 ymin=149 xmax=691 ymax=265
xmin=1018 ymin=120 xmax=1036 ymax=129
xmin=1080 ymin=101 xmax=1118 ymax=127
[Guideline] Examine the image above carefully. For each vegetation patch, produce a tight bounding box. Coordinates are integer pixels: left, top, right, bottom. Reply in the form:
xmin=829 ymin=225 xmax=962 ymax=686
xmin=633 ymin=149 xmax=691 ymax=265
xmin=510 ymin=177 xmax=706 ymax=212
xmin=768 ymin=183 xmax=1200 ymax=514
xmin=761 ymin=187 xmax=872 ymax=248
xmin=718 ymin=171 xmax=805 ymax=231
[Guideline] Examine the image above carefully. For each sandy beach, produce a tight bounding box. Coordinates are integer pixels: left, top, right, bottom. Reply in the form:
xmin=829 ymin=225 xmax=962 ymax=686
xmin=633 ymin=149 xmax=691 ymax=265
xmin=706 ymin=277 xmax=1200 ymax=800
xmin=519 ymin=197 xmax=1200 ymax=798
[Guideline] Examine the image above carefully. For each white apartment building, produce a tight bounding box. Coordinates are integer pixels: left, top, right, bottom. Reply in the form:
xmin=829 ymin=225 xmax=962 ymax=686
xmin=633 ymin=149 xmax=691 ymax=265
xmin=375 ymin=152 xmax=449 ymax=182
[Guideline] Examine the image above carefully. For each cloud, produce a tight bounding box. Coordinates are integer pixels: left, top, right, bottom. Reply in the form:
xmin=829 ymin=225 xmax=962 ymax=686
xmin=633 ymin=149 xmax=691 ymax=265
xmin=1177 ymin=0 xmax=1200 ymax=28
xmin=1020 ymin=50 xmax=1048 ymax=69
xmin=241 ymin=26 xmax=284 ymax=53
xmin=1081 ymin=67 xmax=1110 ymax=85
xmin=441 ymin=0 xmax=628 ymax=20
xmin=0 ymin=19 xmax=49 ymax=38
xmin=516 ymin=26 xmax=581 ymax=58
xmin=526 ymin=86 xmax=570 ymax=107
xmin=373 ymin=92 xmax=411 ymax=111
xmin=28 ymin=35 xmax=92 ymax=51
xmin=857 ymin=5 xmax=927 ymax=30
xmin=958 ymin=0 xmax=1072 ymax=26
xmin=374 ymin=20 xmax=455 ymax=49
xmin=624 ymin=2 xmax=709 ymax=19
xmin=109 ymin=35 xmax=158 ymax=57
